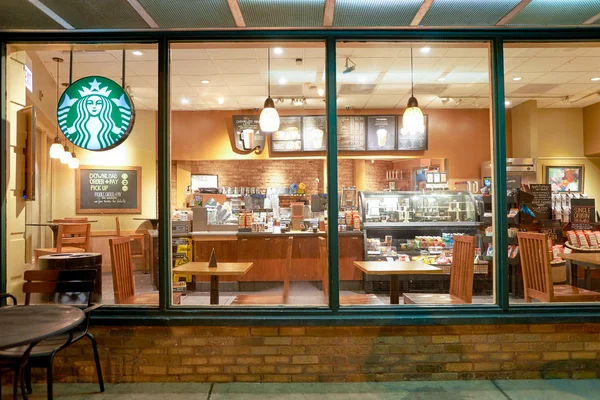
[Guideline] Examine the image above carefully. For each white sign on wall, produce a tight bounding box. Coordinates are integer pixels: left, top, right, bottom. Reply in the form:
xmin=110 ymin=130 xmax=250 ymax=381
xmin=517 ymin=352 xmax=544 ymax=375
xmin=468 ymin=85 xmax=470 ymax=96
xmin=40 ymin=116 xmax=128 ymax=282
xmin=24 ymin=65 xmax=33 ymax=92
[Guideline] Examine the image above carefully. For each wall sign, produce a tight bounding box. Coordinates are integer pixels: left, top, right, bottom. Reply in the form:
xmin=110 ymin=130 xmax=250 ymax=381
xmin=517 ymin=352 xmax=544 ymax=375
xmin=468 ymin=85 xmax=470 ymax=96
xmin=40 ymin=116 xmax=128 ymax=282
xmin=571 ymin=198 xmax=595 ymax=230
xmin=271 ymin=116 xmax=302 ymax=152
xmin=338 ymin=116 xmax=366 ymax=151
xmin=58 ymin=76 xmax=135 ymax=151
xmin=367 ymin=116 xmax=396 ymax=150
xmin=76 ymin=166 xmax=141 ymax=214
xmin=528 ymin=184 xmax=552 ymax=220
xmin=232 ymin=116 xmax=266 ymax=153
xmin=302 ymin=116 xmax=327 ymax=151
xmin=397 ymin=114 xmax=428 ymax=150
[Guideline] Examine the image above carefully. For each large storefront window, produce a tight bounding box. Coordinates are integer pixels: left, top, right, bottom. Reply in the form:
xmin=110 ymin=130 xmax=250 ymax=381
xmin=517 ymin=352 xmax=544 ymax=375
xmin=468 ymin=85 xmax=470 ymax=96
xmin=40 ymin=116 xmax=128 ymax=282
xmin=5 ymin=43 xmax=159 ymax=306
xmin=169 ymin=42 xmax=328 ymax=306
xmin=334 ymin=42 xmax=495 ymax=306
xmin=504 ymin=43 xmax=600 ymax=305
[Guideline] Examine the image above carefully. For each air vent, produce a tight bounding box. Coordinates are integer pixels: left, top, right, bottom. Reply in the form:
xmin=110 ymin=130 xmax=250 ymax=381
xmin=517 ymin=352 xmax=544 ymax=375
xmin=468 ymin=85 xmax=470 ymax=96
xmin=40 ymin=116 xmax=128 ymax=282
xmin=339 ymin=84 xmax=377 ymax=95
xmin=271 ymin=85 xmax=303 ymax=96
xmin=512 ymin=84 xmax=558 ymax=95
xmin=413 ymin=84 xmax=449 ymax=95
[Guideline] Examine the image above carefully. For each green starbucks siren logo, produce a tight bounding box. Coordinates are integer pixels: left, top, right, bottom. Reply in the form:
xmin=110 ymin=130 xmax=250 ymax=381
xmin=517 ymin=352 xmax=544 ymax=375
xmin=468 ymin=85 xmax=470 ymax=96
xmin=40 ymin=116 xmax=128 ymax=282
xmin=58 ymin=76 xmax=135 ymax=151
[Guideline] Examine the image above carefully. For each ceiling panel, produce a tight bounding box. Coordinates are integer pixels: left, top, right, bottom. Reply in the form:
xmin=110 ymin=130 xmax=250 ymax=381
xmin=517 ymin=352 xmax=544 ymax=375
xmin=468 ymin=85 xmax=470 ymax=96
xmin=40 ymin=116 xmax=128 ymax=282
xmin=334 ymin=0 xmax=422 ymax=27
xmin=239 ymin=0 xmax=324 ymax=27
xmin=172 ymin=60 xmax=219 ymax=75
xmin=554 ymin=57 xmax=600 ymax=72
xmin=421 ymin=0 xmax=521 ymax=26
xmin=508 ymin=0 xmax=600 ymax=26
xmin=138 ymin=0 xmax=235 ymax=28
xmin=40 ymin=0 xmax=149 ymax=29
xmin=511 ymin=58 xmax=570 ymax=72
xmin=0 ymin=0 xmax=63 ymax=29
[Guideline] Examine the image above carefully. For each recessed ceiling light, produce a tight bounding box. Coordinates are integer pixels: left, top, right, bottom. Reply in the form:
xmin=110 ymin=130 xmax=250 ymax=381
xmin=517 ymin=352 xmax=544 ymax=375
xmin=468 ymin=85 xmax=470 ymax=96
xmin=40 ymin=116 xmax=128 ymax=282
xmin=181 ymin=98 xmax=189 ymax=105
xmin=201 ymin=80 xmax=210 ymax=84
xmin=513 ymin=76 xmax=523 ymax=81
xmin=273 ymin=48 xmax=283 ymax=55
xmin=279 ymin=77 xmax=287 ymax=85
xmin=358 ymin=77 xmax=366 ymax=84
xmin=217 ymin=97 xmax=225 ymax=104
xmin=132 ymin=50 xmax=144 ymax=56
xmin=505 ymin=100 xmax=511 ymax=106
xmin=421 ymin=47 xmax=431 ymax=54
xmin=317 ymin=88 xmax=325 ymax=97
xmin=591 ymin=77 xmax=600 ymax=81
xmin=437 ymin=77 xmax=446 ymax=82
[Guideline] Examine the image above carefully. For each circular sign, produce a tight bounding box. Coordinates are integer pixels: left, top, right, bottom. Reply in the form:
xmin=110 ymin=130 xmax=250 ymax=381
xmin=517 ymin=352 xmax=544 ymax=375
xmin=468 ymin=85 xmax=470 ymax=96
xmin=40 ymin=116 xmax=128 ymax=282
xmin=57 ymin=76 xmax=135 ymax=151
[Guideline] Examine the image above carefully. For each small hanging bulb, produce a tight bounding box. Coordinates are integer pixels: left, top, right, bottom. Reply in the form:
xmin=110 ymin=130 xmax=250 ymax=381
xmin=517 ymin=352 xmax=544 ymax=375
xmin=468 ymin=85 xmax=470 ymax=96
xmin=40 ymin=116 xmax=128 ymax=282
xmin=60 ymin=143 xmax=72 ymax=164
xmin=68 ymin=143 xmax=79 ymax=169
xmin=49 ymin=136 xmax=64 ymax=158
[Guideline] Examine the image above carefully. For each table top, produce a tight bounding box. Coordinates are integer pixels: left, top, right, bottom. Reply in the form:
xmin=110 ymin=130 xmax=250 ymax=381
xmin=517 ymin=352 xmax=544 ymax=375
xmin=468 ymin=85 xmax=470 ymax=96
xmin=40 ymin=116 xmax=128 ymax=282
xmin=173 ymin=262 xmax=254 ymax=276
xmin=561 ymin=252 xmax=600 ymax=265
xmin=133 ymin=217 xmax=159 ymax=221
xmin=354 ymin=261 xmax=442 ymax=275
xmin=26 ymin=221 xmax=97 ymax=227
xmin=0 ymin=305 xmax=85 ymax=350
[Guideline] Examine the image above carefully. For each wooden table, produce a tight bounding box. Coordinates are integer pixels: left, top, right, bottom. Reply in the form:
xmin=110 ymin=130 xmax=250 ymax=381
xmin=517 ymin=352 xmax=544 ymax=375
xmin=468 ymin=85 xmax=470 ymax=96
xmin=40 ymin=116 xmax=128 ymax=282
xmin=133 ymin=217 xmax=159 ymax=230
xmin=561 ymin=252 xmax=600 ymax=290
xmin=173 ymin=262 xmax=253 ymax=305
xmin=354 ymin=261 xmax=442 ymax=304
xmin=26 ymin=221 xmax=98 ymax=247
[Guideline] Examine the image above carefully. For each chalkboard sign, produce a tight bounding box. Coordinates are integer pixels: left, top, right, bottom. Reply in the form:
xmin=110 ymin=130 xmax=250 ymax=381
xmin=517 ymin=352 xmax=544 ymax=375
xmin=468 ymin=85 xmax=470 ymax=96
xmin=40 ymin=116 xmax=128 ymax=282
xmin=271 ymin=116 xmax=302 ymax=152
xmin=302 ymin=116 xmax=327 ymax=151
xmin=338 ymin=116 xmax=366 ymax=151
xmin=529 ymin=184 xmax=552 ymax=220
xmin=367 ymin=115 xmax=396 ymax=150
xmin=571 ymin=198 xmax=596 ymax=230
xmin=76 ymin=166 xmax=141 ymax=214
xmin=232 ymin=116 xmax=266 ymax=152
xmin=397 ymin=114 xmax=428 ymax=150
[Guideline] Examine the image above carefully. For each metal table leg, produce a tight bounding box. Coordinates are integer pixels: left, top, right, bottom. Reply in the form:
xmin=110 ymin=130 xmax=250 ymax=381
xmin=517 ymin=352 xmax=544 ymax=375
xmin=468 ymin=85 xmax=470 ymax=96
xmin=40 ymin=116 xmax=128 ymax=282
xmin=390 ymin=275 xmax=400 ymax=305
xmin=210 ymin=275 xmax=219 ymax=305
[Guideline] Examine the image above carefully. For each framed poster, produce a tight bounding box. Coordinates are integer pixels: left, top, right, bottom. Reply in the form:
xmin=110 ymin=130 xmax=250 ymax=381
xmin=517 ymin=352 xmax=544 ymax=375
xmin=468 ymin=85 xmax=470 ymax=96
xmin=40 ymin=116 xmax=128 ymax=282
xmin=76 ymin=166 xmax=141 ymax=214
xmin=367 ymin=115 xmax=396 ymax=150
xmin=302 ymin=115 xmax=327 ymax=151
xmin=397 ymin=114 xmax=429 ymax=150
xmin=544 ymin=165 xmax=584 ymax=192
xmin=271 ymin=116 xmax=302 ymax=152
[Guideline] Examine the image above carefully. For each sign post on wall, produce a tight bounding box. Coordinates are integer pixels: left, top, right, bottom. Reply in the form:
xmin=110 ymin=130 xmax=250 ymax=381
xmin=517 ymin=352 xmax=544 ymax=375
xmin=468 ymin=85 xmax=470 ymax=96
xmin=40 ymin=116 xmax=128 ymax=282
xmin=58 ymin=76 xmax=135 ymax=151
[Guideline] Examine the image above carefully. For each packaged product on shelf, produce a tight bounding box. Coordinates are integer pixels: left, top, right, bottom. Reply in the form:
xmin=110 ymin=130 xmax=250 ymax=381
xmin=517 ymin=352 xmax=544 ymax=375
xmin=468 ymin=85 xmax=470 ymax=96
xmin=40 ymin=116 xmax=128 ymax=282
xmin=566 ymin=231 xmax=578 ymax=246
xmin=586 ymin=231 xmax=599 ymax=248
xmin=595 ymin=231 xmax=600 ymax=244
xmin=398 ymin=254 xmax=411 ymax=262
xmin=508 ymin=208 xmax=519 ymax=218
xmin=576 ymin=231 xmax=590 ymax=248
xmin=486 ymin=245 xmax=494 ymax=257
xmin=508 ymin=245 xmax=514 ymax=258
xmin=436 ymin=253 xmax=450 ymax=264
xmin=508 ymin=227 xmax=518 ymax=238
xmin=511 ymin=246 xmax=519 ymax=258
xmin=485 ymin=226 xmax=493 ymax=236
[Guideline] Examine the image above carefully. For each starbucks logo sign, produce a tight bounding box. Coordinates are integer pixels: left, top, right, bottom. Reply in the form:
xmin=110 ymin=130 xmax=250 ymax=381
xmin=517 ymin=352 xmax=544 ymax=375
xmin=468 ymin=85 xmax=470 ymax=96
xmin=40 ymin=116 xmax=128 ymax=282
xmin=58 ymin=76 xmax=135 ymax=151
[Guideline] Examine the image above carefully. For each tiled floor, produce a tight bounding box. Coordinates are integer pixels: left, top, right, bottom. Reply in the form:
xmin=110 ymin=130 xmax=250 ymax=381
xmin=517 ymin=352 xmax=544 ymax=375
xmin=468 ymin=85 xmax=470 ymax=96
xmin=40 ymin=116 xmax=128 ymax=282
xmin=2 ymin=380 xmax=600 ymax=400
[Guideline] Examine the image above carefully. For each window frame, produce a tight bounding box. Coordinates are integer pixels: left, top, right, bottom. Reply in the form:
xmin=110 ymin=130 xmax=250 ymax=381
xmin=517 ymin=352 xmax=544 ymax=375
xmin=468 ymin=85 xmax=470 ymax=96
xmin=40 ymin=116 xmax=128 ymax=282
xmin=2 ymin=29 xmax=600 ymax=326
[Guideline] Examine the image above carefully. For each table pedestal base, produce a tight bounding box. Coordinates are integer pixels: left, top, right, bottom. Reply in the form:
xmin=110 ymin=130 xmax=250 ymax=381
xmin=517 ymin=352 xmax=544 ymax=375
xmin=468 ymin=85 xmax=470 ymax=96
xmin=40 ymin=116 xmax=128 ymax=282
xmin=210 ymin=275 xmax=219 ymax=305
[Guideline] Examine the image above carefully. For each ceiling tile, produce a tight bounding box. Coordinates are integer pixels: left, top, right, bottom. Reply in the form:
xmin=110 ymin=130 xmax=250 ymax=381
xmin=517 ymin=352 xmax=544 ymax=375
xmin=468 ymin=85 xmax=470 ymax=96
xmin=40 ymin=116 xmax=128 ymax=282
xmin=171 ymin=48 xmax=211 ymax=61
xmin=182 ymin=75 xmax=227 ymax=86
xmin=364 ymin=95 xmax=404 ymax=108
xmin=41 ymin=0 xmax=148 ymax=29
xmin=554 ymin=57 xmax=600 ymax=72
xmin=126 ymin=61 xmax=157 ymax=76
xmin=239 ymin=0 xmax=324 ymax=27
xmin=214 ymin=59 xmax=261 ymax=74
xmin=228 ymin=86 xmax=267 ymax=96
xmin=172 ymin=60 xmax=219 ymax=75
xmin=512 ymin=58 xmax=570 ymax=72
xmin=508 ymin=0 xmax=600 ymax=26
xmin=421 ymin=0 xmax=521 ymax=26
xmin=334 ymin=0 xmax=422 ymax=27
xmin=222 ymin=74 xmax=263 ymax=86
xmin=0 ymin=0 xmax=63 ymax=29
xmin=138 ymin=0 xmax=235 ymax=28
xmin=193 ymin=86 xmax=233 ymax=96
xmin=531 ymin=71 xmax=585 ymax=84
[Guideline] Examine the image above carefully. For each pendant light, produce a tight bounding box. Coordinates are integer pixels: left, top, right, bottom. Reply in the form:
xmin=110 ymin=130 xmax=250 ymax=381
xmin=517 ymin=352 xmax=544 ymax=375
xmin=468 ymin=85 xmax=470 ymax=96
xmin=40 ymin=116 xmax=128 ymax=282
xmin=401 ymin=48 xmax=425 ymax=135
xmin=60 ymin=141 xmax=72 ymax=164
xmin=49 ymin=57 xmax=65 ymax=159
xmin=68 ymin=143 xmax=79 ymax=169
xmin=259 ymin=48 xmax=280 ymax=133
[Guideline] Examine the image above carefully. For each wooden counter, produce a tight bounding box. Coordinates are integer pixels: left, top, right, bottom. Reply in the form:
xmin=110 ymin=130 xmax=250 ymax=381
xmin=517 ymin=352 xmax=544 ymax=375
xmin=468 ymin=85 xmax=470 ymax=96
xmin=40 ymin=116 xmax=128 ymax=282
xmin=191 ymin=232 xmax=364 ymax=282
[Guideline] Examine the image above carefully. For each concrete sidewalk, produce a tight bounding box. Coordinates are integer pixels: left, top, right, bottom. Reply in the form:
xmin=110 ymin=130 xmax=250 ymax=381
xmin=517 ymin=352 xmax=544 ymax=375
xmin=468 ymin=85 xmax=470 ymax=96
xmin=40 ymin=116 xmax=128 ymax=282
xmin=2 ymin=380 xmax=599 ymax=400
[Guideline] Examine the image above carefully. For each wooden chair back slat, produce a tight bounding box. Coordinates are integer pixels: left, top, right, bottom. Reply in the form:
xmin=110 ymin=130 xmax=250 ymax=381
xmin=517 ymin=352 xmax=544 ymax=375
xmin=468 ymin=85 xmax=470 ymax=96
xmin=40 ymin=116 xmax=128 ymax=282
xmin=22 ymin=269 xmax=96 ymax=306
xmin=318 ymin=237 xmax=328 ymax=297
xmin=56 ymin=223 xmax=91 ymax=252
xmin=282 ymin=237 xmax=293 ymax=301
xmin=109 ymin=236 xmax=136 ymax=304
xmin=517 ymin=232 xmax=554 ymax=302
xmin=449 ymin=235 xmax=476 ymax=303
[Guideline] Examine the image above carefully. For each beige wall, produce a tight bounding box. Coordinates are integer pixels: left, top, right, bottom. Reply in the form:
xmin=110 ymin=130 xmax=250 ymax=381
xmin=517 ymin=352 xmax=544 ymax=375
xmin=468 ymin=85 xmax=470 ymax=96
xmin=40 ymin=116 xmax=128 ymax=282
xmin=584 ymin=102 xmax=600 ymax=156
xmin=511 ymin=100 xmax=539 ymax=159
xmin=52 ymin=110 xmax=158 ymax=233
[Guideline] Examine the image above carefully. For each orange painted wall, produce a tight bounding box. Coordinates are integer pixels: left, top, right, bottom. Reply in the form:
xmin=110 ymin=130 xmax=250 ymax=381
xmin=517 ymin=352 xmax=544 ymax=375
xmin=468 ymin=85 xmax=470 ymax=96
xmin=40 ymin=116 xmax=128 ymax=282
xmin=584 ymin=103 xmax=600 ymax=156
xmin=171 ymin=108 xmax=492 ymax=180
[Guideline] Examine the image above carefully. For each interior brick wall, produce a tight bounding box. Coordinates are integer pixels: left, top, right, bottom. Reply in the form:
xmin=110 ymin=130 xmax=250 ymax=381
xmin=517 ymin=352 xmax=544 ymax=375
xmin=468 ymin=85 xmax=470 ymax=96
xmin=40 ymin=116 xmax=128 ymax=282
xmin=42 ymin=323 xmax=600 ymax=384
xmin=338 ymin=160 xmax=355 ymax=191
xmin=365 ymin=161 xmax=393 ymax=191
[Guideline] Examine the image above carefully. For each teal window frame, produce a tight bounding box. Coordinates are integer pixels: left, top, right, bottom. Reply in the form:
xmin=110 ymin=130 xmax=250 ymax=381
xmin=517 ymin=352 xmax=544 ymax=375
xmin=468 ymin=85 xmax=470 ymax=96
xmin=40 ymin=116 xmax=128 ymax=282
xmin=2 ymin=29 xmax=600 ymax=326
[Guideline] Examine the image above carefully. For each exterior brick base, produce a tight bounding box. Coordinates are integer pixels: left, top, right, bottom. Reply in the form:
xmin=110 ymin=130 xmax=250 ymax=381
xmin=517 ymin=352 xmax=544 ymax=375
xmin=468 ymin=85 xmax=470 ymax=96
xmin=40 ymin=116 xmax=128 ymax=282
xmin=30 ymin=324 xmax=600 ymax=383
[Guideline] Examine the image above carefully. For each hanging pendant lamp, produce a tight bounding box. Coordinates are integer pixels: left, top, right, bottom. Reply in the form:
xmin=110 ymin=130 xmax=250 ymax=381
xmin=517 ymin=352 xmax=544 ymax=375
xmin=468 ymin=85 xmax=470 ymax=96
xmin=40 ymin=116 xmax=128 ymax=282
xmin=259 ymin=48 xmax=280 ymax=133
xmin=49 ymin=57 xmax=65 ymax=159
xmin=60 ymin=141 xmax=72 ymax=164
xmin=68 ymin=143 xmax=79 ymax=169
xmin=401 ymin=48 xmax=425 ymax=136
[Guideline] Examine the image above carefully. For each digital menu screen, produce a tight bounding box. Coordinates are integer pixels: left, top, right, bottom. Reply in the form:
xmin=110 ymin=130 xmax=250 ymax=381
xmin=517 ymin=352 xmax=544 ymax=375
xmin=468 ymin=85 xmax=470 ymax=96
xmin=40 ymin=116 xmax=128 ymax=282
xmin=367 ymin=115 xmax=396 ymax=150
xmin=397 ymin=114 xmax=428 ymax=150
xmin=302 ymin=116 xmax=327 ymax=151
xmin=338 ymin=116 xmax=366 ymax=151
xmin=271 ymin=116 xmax=302 ymax=152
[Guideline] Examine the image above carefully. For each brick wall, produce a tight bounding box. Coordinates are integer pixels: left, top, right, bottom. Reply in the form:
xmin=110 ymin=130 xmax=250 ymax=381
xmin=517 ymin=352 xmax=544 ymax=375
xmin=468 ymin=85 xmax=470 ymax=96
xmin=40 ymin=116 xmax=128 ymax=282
xmin=365 ymin=161 xmax=393 ymax=191
xmin=44 ymin=324 xmax=600 ymax=384
xmin=338 ymin=160 xmax=355 ymax=190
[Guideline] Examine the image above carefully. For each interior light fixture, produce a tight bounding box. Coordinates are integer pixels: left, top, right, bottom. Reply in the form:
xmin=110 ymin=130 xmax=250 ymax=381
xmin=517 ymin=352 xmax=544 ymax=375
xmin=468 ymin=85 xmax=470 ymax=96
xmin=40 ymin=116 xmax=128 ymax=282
xmin=343 ymin=57 xmax=356 ymax=74
xmin=278 ymin=77 xmax=287 ymax=85
xmin=591 ymin=77 xmax=600 ymax=81
xmin=505 ymin=99 xmax=512 ymax=106
xmin=455 ymin=98 xmax=463 ymax=106
xmin=218 ymin=97 xmax=225 ymax=105
xmin=201 ymin=80 xmax=210 ymax=84
xmin=292 ymin=98 xmax=306 ymax=107
xmin=49 ymin=57 xmax=64 ymax=159
xmin=317 ymin=88 xmax=325 ymax=97
xmin=513 ymin=76 xmax=523 ymax=81
xmin=441 ymin=97 xmax=451 ymax=105
xmin=132 ymin=50 xmax=144 ymax=56
xmin=68 ymin=143 xmax=79 ymax=169
xmin=259 ymin=48 xmax=280 ymax=133
xmin=420 ymin=47 xmax=431 ymax=54
xmin=273 ymin=47 xmax=283 ymax=55
xmin=60 ymin=142 xmax=72 ymax=164
xmin=437 ymin=77 xmax=446 ymax=82
xmin=181 ymin=98 xmax=189 ymax=105
xmin=401 ymin=48 xmax=425 ymax=136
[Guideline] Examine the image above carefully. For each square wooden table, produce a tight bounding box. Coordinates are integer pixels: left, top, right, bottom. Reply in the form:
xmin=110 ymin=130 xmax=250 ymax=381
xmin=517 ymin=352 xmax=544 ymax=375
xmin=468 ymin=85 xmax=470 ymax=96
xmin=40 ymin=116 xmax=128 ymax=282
xmin=354 ymin=261 xmax=442 ymax=304
xmin=560 ymin=253 xmax=600 ymax=290
xmin=173 ymin=262 xmax=253 ymax=305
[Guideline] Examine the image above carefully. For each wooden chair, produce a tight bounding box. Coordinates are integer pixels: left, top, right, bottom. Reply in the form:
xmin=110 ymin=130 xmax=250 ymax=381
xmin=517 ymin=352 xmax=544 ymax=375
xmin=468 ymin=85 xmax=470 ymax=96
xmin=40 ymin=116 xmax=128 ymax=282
xmin=0 ymin=269 xmax=104 ymax=400
xmin=109 ymin=237 xmax=180 ymax=305
xmin=517 ymin=232 xmax=600 ymax=302
xmin=232 ymin=237 xmax=294 ymax=305
xmin=54 ymin=217 xmax=88 ymax=223
xmin=115 ymin=217 xmax=147 ymax=274
xmin=404 ymin=235 xmax=476 ymax=304
xmin=34 ymin=223 xmax=91 ymax=263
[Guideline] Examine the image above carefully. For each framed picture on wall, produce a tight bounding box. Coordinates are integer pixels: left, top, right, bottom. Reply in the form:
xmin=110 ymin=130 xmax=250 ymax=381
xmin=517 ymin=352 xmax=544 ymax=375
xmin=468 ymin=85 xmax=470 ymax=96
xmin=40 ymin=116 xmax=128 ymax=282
xmin=544 ymin=165 xmax=584 ymax=193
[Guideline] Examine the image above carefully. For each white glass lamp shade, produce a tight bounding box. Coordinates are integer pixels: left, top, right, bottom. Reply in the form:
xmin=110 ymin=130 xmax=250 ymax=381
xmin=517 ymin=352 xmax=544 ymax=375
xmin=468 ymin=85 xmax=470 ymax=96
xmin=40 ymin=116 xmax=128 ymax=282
xmin=259 ymin=97 xmax=280 ymax=133
xmin=401 ymin=96 xmax=425 ymax=135
xmin=49 ymin=137 xmax=64 ymax=159
xmin=59 ymin=145 xmax=72 ymax=164
xmin=68 ymin=154 xmax=79 ymax=169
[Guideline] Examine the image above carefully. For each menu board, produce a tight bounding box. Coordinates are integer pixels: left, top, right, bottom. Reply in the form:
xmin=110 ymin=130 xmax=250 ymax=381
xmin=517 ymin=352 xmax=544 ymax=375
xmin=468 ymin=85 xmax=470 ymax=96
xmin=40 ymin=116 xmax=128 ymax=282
xmin=367 ymin=115 xmax=396 ymax=150
xmin=76 ymin=166 xmax=141 ymax=214
xmin=397 ymin=114 xmax=429 ymax=150
xmin=528 ymin=184 xmax=552 ymax=220
xmin=338 ymin=116 xmax=366 ymax=151
xmin=271 ymin=116 xmax=302 ymax=152
xmin=233 ymin=116 xmax=266 ymax=152
xmin=571 ymin=198 xmax=596 ymax=230
xmin=302 ymin=116 xmax=327 ymax=151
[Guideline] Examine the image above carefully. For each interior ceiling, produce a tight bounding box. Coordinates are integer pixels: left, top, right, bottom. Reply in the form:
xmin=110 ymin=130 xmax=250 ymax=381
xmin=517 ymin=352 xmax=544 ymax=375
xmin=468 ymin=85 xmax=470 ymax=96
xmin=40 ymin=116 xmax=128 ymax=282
xmin=33 ymin=43 xmax=600 ymax=111
xmin=1 ymin=0 xmax=599 ymax=30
